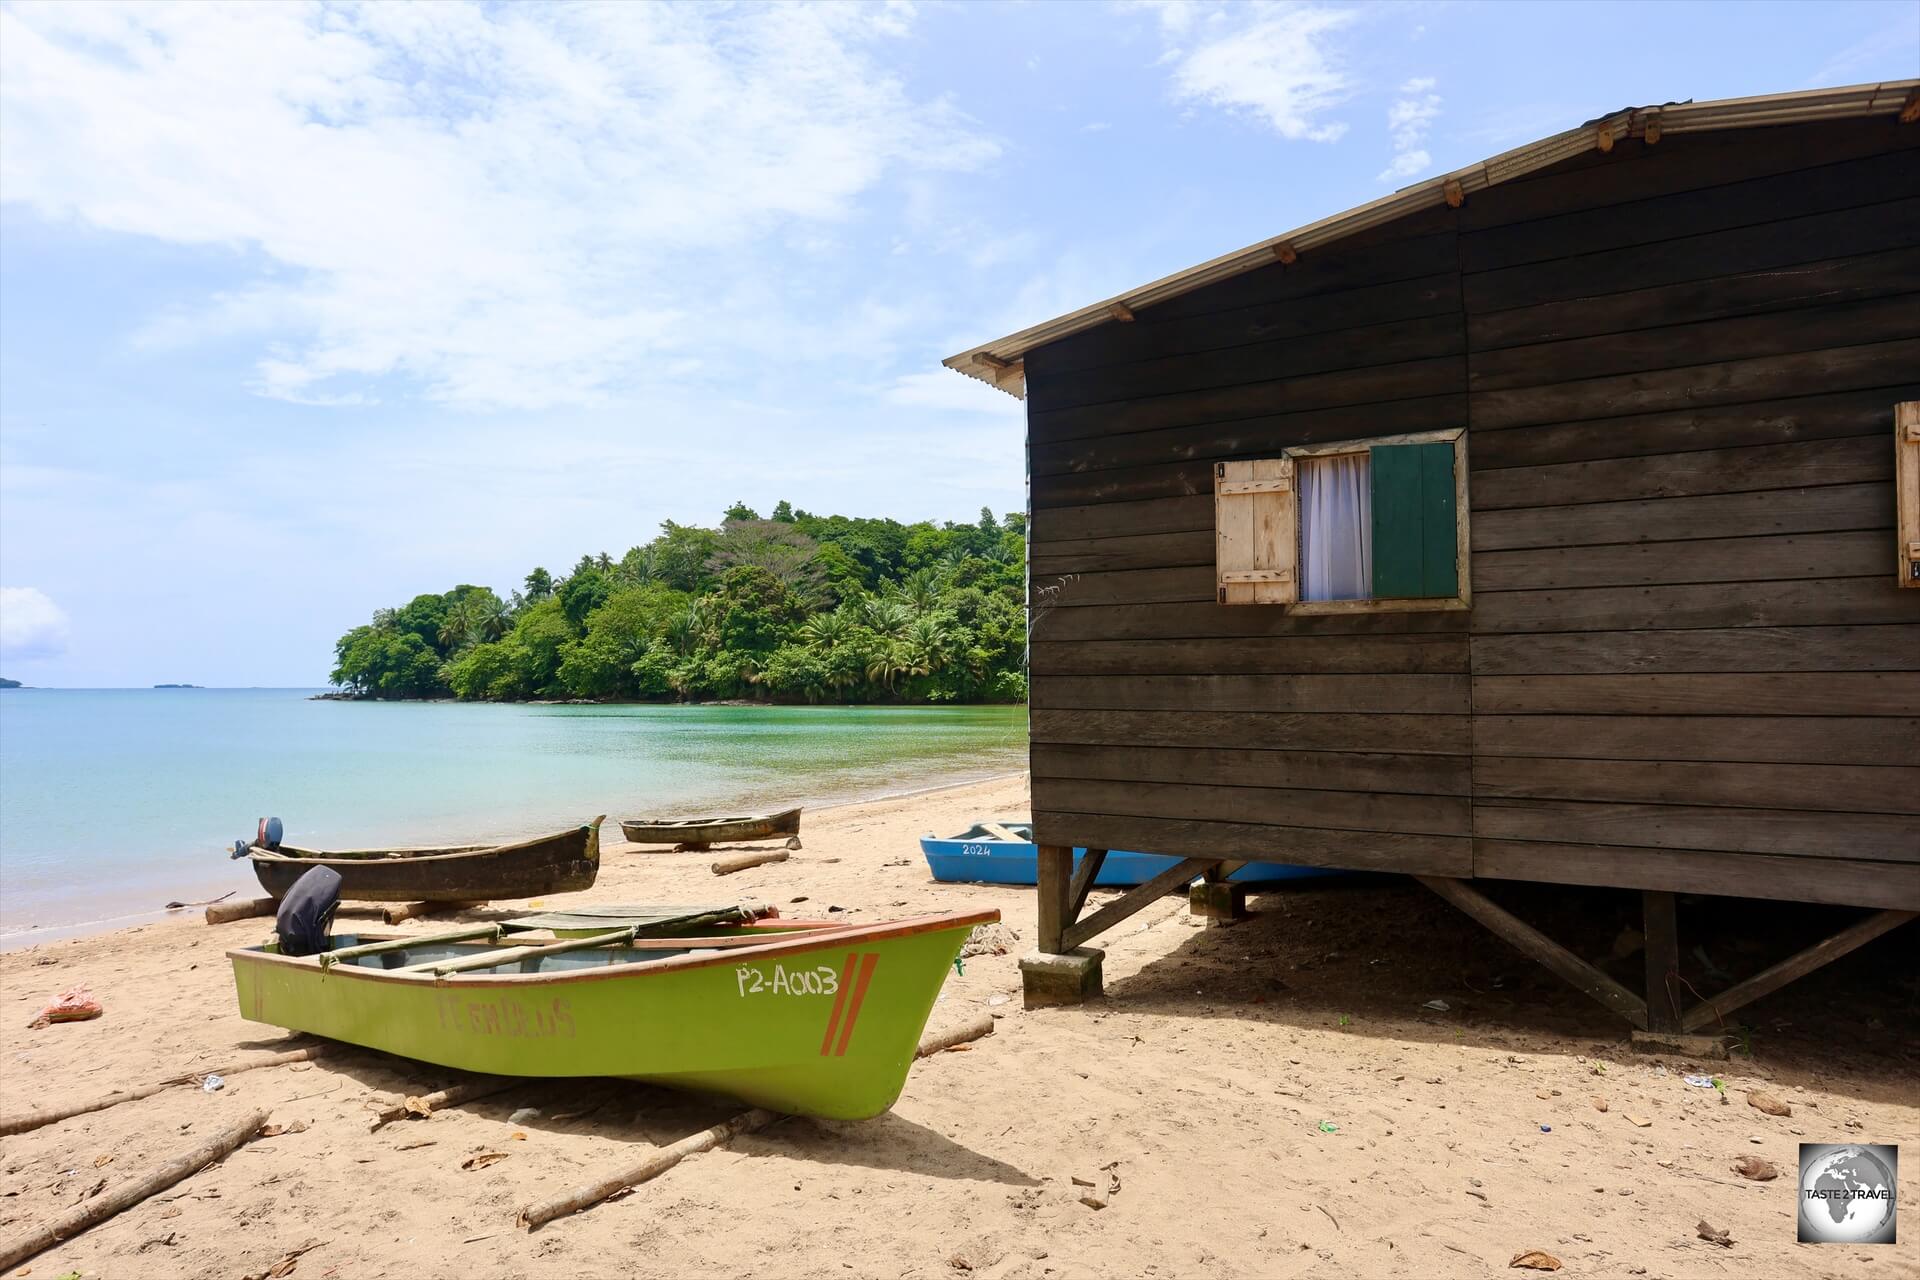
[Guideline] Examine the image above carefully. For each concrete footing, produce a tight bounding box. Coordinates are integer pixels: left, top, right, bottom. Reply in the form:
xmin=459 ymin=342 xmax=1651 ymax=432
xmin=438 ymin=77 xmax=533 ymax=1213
xmin=1019 ymin=948 xmax=1105 ymax=1008
xmin=1189 ymin=880 xmax=1250 ymax=926
xmin=1631 ymin=1028 xmax=1731 ymax=1059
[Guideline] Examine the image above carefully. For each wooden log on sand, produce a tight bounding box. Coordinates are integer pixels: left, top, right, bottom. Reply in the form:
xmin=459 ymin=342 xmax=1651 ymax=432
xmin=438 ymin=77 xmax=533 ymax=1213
xmin=0 ymin=1107 xmax=269 ymax=1272
xmin=517 ymin=1109 xmax=779 ymax=1230
xmin=368 ymin=1076 xmax=520 ymax=1131
xmin=206 ymin=897 xmax=278 ymax=925
xmin=517 ymin=1015 xmax=996 ymax=1230
xmin=914 ymin=1013 xmax=995 ymax=1057
xmin=381 ymin=899 xmax=487 ymax=926
xmin=0 ymin=1047 xmax=333 ymax=1137
xmin=711 ymin=849 xmax=789 ymax=877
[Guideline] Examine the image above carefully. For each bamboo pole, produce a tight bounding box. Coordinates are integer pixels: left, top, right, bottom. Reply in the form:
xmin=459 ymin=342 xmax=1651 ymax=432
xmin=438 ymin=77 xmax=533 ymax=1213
xmin=0 ymin=1108 xmax=269 ymax=1272
xmin=515 ymin=1014 xmax=996 ymax=1230
xmin=403 ymin=926 xmax=639 ymax=977
xmin=711 ymin=849 xmax=789 ymax=876
xmin=0 ymin=1047 xmax=333 ymax=1137
xmin=317 ymin=924 xmax=504 ymax=968
xmin=368 ymin=1077 xmax=520 ymax=1131
xmin=206 ymin=897 xmax=278 ymax=925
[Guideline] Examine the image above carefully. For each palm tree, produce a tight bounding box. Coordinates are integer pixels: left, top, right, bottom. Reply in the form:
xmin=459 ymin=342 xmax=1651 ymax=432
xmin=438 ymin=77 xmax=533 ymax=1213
xmin=437 ymin=599 xmax=476 ymax=653
xmin=898 ymin=567 xmax=945 ymax=616
xmin=468 ymin=595 xmax=510 ymax=645
xmin=523 ymin=567 xmax=553 ymax=601
xmin=900 ymin=613 xmax=953 ymax=680
xmin=665 ymin=601 xmax=709 ymax=655
xmin=860 ymin=596 xmax=912 ymax=641
xmin=799 ymin=609 xmax=854 ymax=652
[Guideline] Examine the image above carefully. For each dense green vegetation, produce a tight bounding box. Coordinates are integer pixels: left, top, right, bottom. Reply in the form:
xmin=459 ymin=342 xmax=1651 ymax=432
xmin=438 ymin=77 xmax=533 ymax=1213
xmin=331 ymin=504 xmax=1027 ymax=704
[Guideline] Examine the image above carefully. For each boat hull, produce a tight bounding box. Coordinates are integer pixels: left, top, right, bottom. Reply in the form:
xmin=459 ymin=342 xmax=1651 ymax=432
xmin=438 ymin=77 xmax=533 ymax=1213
xmin=920 ymin=831 xmax=1339 ymax=887
xmin=228 ymin=911 xmax=993 ymax=1120
xmin=248 ymin=821 xmax=601 ymax=903
xmin=619 ymin=806 xmax=802 ymax=848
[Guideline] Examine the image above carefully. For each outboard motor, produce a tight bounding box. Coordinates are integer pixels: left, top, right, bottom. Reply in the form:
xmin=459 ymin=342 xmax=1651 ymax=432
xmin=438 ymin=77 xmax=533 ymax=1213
xmin=231 ymin=839 xmax=251 ymax=860
xmin=256 ymin=817 xmax=284 ymax=852
xmin=275 ymin=865 xmax=342 ymax=958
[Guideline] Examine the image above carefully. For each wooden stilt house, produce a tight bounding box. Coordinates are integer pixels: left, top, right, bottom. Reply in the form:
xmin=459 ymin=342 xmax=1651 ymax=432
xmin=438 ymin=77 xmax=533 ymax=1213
xmin=946 ymin=82 xmax=1920 ymax=1031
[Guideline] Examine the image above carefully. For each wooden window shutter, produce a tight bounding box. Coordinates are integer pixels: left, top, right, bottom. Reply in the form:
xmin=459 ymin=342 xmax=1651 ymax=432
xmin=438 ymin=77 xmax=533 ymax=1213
xmin=1370 ymin=442 xmax=1458 ymax=598
xmin=1900 ymin=402 xmax=1920 ymax=588
xmin=1215 ymin=459 xmax=1297 ymax=605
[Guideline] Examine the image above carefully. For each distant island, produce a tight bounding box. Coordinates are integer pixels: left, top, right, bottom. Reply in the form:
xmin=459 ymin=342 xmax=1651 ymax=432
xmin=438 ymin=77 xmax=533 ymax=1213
xmin=153 ymin=683 xmax=203 ymax=689
xmin=330 ymin=502 xmax=1027 ymax=705
xmin=0 ymin=677 xmax=20 ymax=689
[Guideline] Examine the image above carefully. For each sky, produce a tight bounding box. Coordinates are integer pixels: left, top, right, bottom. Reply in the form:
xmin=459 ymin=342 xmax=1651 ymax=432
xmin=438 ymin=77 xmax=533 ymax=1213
xmin=1 ymin=1 xmax=1914 ymax=687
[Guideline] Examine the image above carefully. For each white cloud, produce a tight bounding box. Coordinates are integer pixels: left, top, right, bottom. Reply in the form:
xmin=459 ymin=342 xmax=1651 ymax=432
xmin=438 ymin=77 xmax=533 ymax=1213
xmin=0 ymin=587 xmax=71 ymax=660
xmin=1155 ymin=4 xmax=1358 ymax=142
xmin=883 ymin=370 xmax=1025 ymax=417
xmin=1378 ymin=75 xmax=1441 ymax=183
xmin=0 ymin=2 xmax=997 ymax=411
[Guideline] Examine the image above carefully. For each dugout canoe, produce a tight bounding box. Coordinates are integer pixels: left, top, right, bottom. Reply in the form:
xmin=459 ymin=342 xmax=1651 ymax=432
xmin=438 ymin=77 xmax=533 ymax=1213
xmin=244 ymin=818 xmax=603 ymax=903
xmin=920 ymin=820 xmax=1343 ymax=887
xmin=228 ymin=908 xmax=996 ymax=1119
xmin=619 ymin=806 xmax=801 ymax=850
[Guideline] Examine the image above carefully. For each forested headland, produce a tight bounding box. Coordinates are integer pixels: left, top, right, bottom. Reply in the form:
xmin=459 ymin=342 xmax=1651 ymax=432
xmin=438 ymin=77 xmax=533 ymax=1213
xmin=330 ymin=502 xmax=1027 ymax=704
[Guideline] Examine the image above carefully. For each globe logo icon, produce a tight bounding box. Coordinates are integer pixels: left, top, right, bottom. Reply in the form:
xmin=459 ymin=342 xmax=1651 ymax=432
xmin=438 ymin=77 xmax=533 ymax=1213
xmin=1798 ymin=1144 xmax=1897 ymax=1244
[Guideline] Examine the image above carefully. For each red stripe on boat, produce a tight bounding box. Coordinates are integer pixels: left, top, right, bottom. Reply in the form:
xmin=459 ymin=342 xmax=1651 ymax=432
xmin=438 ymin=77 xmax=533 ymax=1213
xmin=819 ymin=952 xmax=858 ymax=1056
xmin=834 ymin=953 xmax=880 ymax=1057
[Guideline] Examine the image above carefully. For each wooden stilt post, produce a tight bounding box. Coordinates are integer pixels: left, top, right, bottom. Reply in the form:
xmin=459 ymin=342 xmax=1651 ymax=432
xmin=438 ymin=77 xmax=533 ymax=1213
xmin=1643 ymin=891 xmax=1682 ymax=1034
xmin=1036 ymin=845 xmax=1072 ymax=955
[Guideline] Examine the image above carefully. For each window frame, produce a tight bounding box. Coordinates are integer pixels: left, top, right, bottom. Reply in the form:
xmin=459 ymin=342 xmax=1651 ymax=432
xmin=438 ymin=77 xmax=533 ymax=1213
xmin=1282 ymin=426 xmax=1471 ymax=615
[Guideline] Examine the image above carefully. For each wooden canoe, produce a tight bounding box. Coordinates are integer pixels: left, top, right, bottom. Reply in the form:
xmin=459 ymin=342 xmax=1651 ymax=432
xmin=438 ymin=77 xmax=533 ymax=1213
xmin=229 ymin=908 xmax=997 ymax=1119
xmin=246 ymin=818 xmax=602 ymax=903
xmin=619 ymin=806 xmax=801 ymax=850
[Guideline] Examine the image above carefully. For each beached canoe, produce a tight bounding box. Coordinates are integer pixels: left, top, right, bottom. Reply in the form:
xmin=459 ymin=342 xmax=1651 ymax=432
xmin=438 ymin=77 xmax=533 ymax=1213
xmin=245 ymin=819 xmax=602 ymax=904
xmin=920 ymin=820 xmax=1342 ymax=887
xmin=619 ymin=806 xmax=801 ymax=850
xmin=228 ymin=908 xmax=995 ymax=1119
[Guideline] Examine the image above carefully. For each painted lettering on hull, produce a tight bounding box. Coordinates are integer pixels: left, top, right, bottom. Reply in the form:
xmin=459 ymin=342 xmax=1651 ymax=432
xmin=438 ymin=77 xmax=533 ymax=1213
xmin=435 ymin=993 xmax=576 ymax=1039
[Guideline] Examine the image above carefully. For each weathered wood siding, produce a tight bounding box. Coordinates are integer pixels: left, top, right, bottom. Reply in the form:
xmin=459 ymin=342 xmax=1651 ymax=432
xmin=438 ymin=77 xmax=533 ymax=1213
xmin=1024 ymin=116 xmax=1920 ymax=910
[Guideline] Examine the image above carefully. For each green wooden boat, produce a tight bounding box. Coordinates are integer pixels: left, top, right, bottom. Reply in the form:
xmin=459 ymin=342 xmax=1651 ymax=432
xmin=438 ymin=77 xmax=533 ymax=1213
xmin=228 ymin=908 xmax=997 ymax=1120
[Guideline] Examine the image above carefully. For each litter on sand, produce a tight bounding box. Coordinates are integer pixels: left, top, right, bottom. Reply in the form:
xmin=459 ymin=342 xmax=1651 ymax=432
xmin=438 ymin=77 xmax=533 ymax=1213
xmin=1421 ymin=1000 xmax=1450 ymax=1012
xmin=1683 ymin=1075 xmax=1717 ymax=1089
xmin=201 ymin=1075 xmax=226 ymax=1093
xmin=28 ymin=987 xmax=103 ymax=1029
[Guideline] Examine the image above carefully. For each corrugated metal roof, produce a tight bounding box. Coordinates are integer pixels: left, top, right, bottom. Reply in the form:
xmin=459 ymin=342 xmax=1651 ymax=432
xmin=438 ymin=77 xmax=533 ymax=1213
xmin=944 ymin=79 xmax=1920 ymax=398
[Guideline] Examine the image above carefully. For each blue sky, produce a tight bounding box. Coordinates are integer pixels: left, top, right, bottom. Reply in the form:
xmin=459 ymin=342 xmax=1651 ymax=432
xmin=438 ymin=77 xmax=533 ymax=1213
xmin=1 ymin=0 xmax=1914 ymax=686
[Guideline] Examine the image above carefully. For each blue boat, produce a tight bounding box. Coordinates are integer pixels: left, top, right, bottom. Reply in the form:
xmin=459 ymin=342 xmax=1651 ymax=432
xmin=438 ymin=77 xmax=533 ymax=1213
xmin=919 ymin=820 xmax=1340 ymax=887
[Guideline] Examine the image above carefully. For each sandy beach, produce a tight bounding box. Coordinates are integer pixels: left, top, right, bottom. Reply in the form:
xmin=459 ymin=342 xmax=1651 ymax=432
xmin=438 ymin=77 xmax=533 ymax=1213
xmin=2 ymin=774 xmax=1914 ymax=1280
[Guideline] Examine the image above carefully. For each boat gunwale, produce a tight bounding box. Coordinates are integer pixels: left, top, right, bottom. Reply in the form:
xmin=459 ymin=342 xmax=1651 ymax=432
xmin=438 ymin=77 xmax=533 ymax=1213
xmin=618 ymin=806 xmax=802 ymax=833
xmin=228 ymin=909 xmax=999 ymax=989
xmin=247 ymin=818 xmax=603 ymax=868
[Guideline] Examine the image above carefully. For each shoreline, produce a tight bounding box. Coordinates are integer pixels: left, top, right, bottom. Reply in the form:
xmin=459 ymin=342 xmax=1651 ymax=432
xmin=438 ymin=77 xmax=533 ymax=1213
xmin=0 ymin=765 xmax=1026 ymax=952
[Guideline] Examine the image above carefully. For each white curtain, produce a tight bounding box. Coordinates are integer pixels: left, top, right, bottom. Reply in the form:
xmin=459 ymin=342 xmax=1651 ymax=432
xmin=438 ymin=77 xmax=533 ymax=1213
xmin=1299 ymin=453 xmax=1371 ymax=601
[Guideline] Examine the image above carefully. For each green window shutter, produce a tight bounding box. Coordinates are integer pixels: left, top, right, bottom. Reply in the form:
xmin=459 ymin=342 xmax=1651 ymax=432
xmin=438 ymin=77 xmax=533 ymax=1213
xmin=1370 ymin=442 xmax=1458 ymax=598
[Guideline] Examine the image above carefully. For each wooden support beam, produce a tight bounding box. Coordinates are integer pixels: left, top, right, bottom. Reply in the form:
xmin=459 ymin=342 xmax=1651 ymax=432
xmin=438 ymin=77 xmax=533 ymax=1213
xmin=1107 ymin=301 xmax=1136 ymax=323
xmin=1902 ymin=88 xmax=1920 ymax=125
xmin=1271 ymin=241 xmax=1298 ymax=265
xmin=1442 ymin=178 xmax=1464 ymax=208
xmin=1065 ymin=848 xmax=1108 ymax=928
xmin=1063 ymin=858 xmax=1212 ymax=951
xmin=1643 ymin=891 xmax=1683 ymax=1034
xmin=1596 ymin=123 xmax=1615 ymax=152
xmin=1643 ymin=113 xmax=1663 ymax=144
xmin=1202 ymin=861 xmax=1248 ymax=883
xmin=1036 ymin=845 xmax=1072 ymax=955
xmin=1680 ymin=909 xmax=1915 ymax=1032
xmin=972 ymin=351 xmax=1013 ymax=371
xmin=1416 ymin=876 xmax=1648 ymax=1028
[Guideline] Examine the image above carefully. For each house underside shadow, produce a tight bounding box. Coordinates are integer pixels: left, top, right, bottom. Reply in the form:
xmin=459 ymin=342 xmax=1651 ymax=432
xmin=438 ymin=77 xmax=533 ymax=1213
xmin=1089 ymin=877 xmax=1919 ymax=1099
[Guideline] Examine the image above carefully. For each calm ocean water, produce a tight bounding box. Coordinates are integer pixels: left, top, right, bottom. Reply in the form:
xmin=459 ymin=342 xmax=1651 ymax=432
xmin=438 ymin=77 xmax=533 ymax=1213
xmin=0 ymin=689 xmax=1026 ymax=943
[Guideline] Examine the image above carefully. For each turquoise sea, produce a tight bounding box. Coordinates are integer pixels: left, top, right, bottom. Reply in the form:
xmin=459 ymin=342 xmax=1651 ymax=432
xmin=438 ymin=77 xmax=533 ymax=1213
xmin=0 ymin=689 xmax=1026 ymax=944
